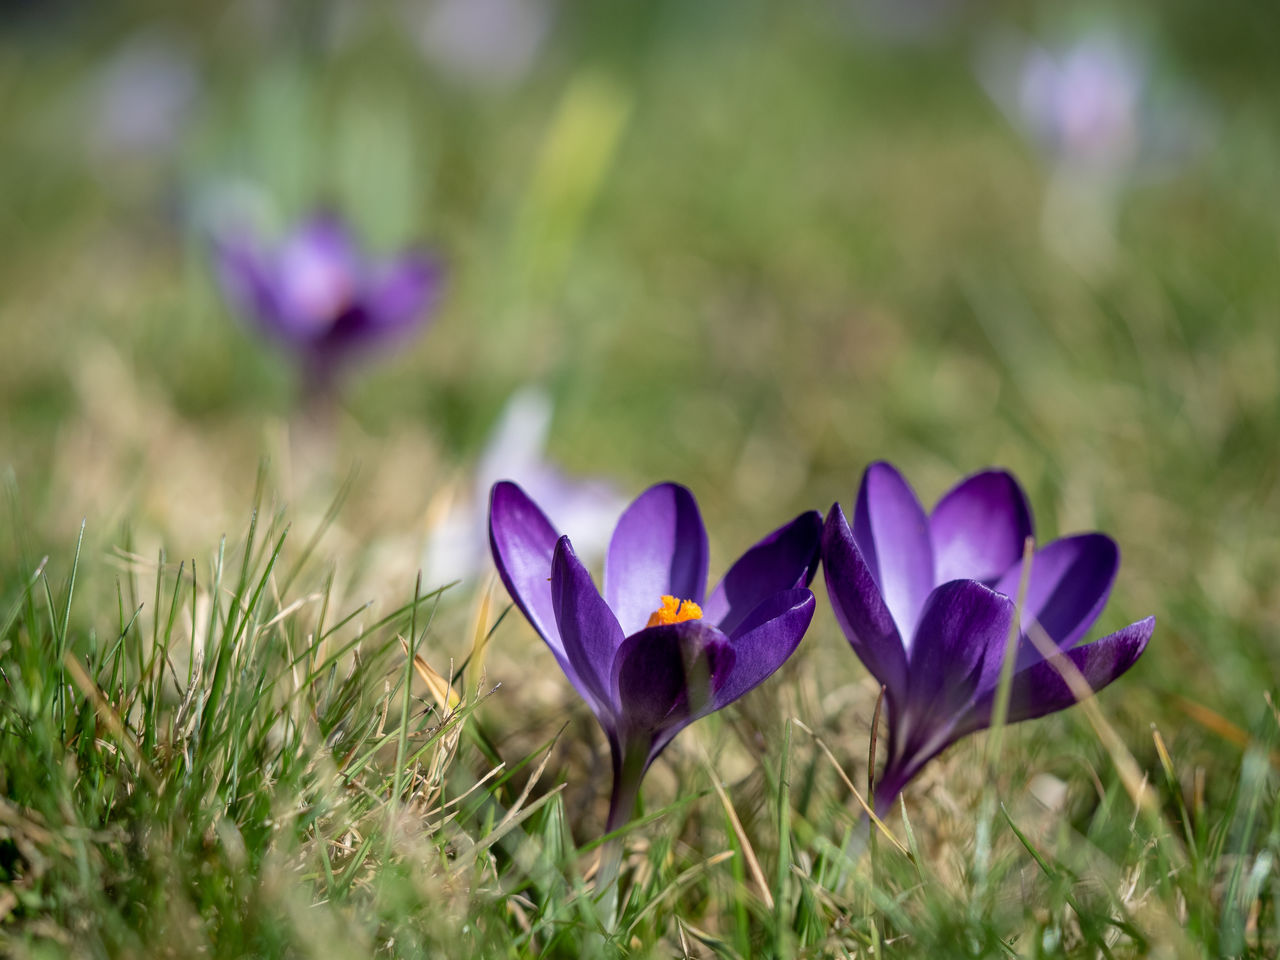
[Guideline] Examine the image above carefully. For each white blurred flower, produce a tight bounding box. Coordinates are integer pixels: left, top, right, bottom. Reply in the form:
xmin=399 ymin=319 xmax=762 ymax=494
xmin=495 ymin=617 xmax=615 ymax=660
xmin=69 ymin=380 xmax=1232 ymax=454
xmin=424 ymin=387 xmax=624 ymax=589
xmin=87 ymin=29 xmax=201 ymax=161
xmin=406 ymin=0 xmax=554 ymax=89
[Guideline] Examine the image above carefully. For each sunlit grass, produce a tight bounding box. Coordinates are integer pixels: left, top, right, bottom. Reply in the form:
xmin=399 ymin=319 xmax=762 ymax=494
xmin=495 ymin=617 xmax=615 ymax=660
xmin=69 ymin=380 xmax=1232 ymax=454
xmin=1 ymin=487 xmax=1277 ymax=956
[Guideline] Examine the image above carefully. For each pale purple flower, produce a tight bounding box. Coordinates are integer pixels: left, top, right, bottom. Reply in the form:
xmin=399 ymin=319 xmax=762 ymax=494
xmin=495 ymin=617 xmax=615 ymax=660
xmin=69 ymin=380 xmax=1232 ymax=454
xmin=490 ymin=481 xmax=821 ymax=830
xmin=822 ymin=462 xmax=1153 ymax=811
xmin=979 ymin=29 xmax=1209 ymax=270
xmin=213 ymin=213 xmax=441 ymax=389
xmin=424 ymin=387 xmax=624 ymax=586
xmin=1017 ymin=36 xmax=1144 ymax=178
xmin=980 ymin=29 xmax=1208 ymax=183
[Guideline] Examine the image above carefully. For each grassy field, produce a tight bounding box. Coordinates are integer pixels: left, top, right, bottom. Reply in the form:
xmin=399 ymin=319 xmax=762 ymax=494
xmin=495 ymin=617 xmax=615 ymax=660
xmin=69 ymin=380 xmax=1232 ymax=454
xmin=2 ymin=1 xmax=1279 ymax=956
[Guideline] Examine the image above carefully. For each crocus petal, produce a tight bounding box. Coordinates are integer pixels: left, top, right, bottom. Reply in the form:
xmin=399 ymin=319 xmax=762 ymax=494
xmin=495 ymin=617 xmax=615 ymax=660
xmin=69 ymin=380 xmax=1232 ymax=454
xmin=712 ymin=588 xmax=815 ymax=708
xmin=276 ymin=215 xmax=361 ymax=332
xmin=905 ymin=580 xmax=1013 ymax=728
xmin=604 ymin=483 xmax=709 ymax=635
xmin=929 ymin=469 xmax=1034 ymax=584
xmin=289 ymin=214 xmax=358 ymax=255
xmin=958 ymin=616 xmax=1153 ymax=733
xmin=853 ymin=462 xmax=935 ymax=644
xmin=821 ymin=504 xmax=908 ymax=694
xmin=550 ymin=536 xmax=624 ymax=716
xmin=488 ymin=480 xmax=562 ymax=651
xmin=213 ymin=233 xmax=283 ymax=333
xmin=611 ymin=620 xmax=734 ymax=737
xmin=365 ymin=252 xmax=443 ymax=332
xmin=703 ymin=511 xmax=822 ymax=636
xmin=995 ymin=533 xmax=1119 ymax=669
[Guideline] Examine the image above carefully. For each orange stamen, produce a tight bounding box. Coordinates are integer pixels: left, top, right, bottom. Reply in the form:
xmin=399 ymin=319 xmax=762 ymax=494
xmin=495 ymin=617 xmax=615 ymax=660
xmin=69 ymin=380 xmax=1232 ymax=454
xmin=645 ymin=595 xmax=703 ymax=629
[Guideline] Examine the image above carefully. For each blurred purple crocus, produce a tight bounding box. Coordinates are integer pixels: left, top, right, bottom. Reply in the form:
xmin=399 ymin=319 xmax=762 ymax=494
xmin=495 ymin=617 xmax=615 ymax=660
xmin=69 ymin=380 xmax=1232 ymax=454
xmin=978 ymin=31 xmax=1150 ymax=182
xmin=490 ymin=481 xmax=821 ymax=832
xmin=1016 ymin=35 xmax=1144 ymax=179
xmin=978 ymin=29 xmax=1208 ymax=269
xmin=214 ymin=213 xmax=441 ymax=396
xmin=822 ymin=462 xmax=1153 ymax=812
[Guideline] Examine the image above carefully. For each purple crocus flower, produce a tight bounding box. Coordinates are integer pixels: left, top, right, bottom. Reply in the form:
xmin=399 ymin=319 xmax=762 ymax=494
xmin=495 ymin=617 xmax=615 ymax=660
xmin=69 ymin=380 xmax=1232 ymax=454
xmin=489 ymin=480 xmax=821 ymax=831
xmin=213 ymin=213 xmax=441 ymax=394
xmin=822 ymin=462 xmax=1154 ymax=812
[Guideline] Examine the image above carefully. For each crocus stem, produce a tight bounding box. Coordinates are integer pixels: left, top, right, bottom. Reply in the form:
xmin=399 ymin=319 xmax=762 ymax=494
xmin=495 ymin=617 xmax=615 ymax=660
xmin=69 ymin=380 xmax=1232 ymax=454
xmin=595 ymin=739 xmax=647 ymax=932
xmin=289 ymin=359 xmax=340 ymax=487
xmin=300 ymin=358 xmax=339 ymax=427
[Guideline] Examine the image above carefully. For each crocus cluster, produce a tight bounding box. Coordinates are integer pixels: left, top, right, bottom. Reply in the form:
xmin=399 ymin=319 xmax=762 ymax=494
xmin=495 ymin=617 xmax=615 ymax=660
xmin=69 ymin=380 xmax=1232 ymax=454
xmin=489 ymin=462 xmax=1152 ymax=832
xmin=214 ymin=213 xmax=441 ymax=398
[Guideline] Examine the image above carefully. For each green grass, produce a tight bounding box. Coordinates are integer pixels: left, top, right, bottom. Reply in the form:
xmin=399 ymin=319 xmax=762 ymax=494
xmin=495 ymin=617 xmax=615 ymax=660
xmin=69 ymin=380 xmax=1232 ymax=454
xmin=2 ymin=492 xmax=1277 ymax=956
xmin=3 ymin=0 xmax=1280 ymax=955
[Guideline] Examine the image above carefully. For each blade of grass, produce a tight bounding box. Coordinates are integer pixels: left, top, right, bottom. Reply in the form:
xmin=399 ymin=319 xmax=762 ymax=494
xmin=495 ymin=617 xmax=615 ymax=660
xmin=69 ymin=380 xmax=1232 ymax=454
xmin=774 ymin=716 xmax=793 ymax=955
xmin=278 ymin=466 xmax=358 ymax=596
xmin=391 ymin=572 xmax=423 ymax=822
xmin=701 ymin=750 xmax=773 ymax=909
xmin=792 ymin=718 xmax=909 ymax=859
xmin=62 ymin=650 xmax=157 ymax=790
xmin=985 ymin=535 xmax=1035 ymax=765
xmin=1001 ymin=803 xmax=1120 ymax=959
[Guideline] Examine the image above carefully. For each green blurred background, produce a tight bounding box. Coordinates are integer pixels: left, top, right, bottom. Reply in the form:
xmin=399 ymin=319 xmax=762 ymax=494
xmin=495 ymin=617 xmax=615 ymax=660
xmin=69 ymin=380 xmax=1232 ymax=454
xmin=1 ymin=0 xmax=1278 ymax=758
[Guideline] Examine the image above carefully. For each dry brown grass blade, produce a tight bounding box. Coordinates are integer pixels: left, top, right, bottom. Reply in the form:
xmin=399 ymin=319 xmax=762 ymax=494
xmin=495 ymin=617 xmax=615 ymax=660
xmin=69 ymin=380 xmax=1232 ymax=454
xmin=398 ymin=637 xmax=466 ymax=805
xmin=464 ymin=577 xmax=497 ymax=696
xmin=400 ymin=637 xmax=462 ymax=713
xmin=867 ymin=685 xmax=884 ymax=804
xmin=1171 ymin=693 xmax=1280 ymax=768
xmin=256 ymin=593 xmax=323 ymax=635
xmin=62 ymin=651 xmax=158 ymax=790
xmin=1152 ymin=725 xmax=1177 ymax=782
xmin=792 ymin=717 xmax=910 ymax=859
xmin=986 ymin=535 xmax=1036 ymax=766
xmin=424 ymin=762 xmax=508 ymax=821
xmin=0 ymin=798 xmax=59 ymax=850
xmin=700 ymin=751 xmax=774 ymax=909
xmin=497 ymin=729 xmax=560 ymax=829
